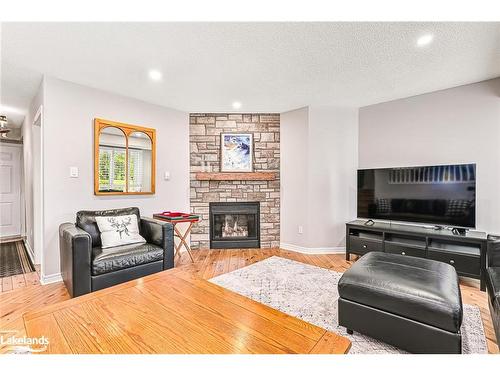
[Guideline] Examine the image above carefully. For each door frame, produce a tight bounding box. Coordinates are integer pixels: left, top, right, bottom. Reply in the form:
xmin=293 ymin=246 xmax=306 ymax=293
xmin=33 ymin=105 xmax=44 ymax=268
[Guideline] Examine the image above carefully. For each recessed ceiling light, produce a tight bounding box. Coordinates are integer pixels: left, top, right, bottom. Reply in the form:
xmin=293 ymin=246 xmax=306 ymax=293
xmin=148 ymin=70 xmax=162 ymax=81
xmin=232 ymin=101 xmax=242 ymax=110
xmin=417 ymin=34 xmax=434 ymax=47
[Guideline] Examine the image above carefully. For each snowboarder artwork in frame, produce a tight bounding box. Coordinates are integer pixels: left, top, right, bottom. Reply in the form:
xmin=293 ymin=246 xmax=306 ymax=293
xmin=220 ymin=133 xmax=253 ymax=172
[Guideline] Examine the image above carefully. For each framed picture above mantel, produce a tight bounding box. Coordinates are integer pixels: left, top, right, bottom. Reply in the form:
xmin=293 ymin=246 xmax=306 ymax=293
xmin=220 ymin=133 xmax=253 ymax=172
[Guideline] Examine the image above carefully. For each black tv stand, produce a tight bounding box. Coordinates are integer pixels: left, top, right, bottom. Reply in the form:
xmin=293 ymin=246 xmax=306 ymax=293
xmin=346 ymin=220 xmax=487 ymax=290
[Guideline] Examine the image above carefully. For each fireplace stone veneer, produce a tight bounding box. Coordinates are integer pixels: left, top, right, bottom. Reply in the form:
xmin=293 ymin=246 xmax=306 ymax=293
xmin=190 ymin=113 xmax=280 ymax=249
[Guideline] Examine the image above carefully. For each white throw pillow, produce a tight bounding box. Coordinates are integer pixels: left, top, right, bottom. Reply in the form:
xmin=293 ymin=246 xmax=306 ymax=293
xmin=95 ymin=214 xmax=146 ymax=249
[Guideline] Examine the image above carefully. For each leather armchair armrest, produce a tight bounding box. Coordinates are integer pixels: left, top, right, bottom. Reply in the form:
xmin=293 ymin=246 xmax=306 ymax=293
xmin=140 ymin=217 xmax=174 ymax=269
xmin=487 ymin=234 xmax=500 ymax=268
xmin=59 ymin=223 xmax=92 ymax=297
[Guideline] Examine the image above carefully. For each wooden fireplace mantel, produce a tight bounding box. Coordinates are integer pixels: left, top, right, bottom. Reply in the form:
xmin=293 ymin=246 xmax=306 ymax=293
xmin=195 ymin=172 xmax=277 ymax=181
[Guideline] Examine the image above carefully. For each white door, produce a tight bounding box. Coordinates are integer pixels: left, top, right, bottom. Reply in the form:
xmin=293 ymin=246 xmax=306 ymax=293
xmin=0 ymin=144 xmax=21 ymax=238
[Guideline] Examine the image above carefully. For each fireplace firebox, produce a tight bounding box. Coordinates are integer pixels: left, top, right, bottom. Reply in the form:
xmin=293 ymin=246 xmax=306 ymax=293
xmin=209 ymin=202 xmax=260 ymax=249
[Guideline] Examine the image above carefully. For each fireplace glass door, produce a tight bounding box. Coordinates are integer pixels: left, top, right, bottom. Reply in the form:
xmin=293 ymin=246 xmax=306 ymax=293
xmin=209 ymin=202 xmax=260 ymax=248
xmin=213 ymin=214 xmax=257 ymax=240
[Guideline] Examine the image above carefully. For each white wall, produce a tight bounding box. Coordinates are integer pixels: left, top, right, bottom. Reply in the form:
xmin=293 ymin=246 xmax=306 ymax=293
xmin=307 ymin=107 xmax=358 ymax=248
xmin=280 ymin=106 xmax=358 ymax=252
xmin=359 ymin=78 xmax=500 ymax=234
xmin=280 ymin=107 xmax=309 ymax=248
xmin=21 ymin=80 xmax=44 ymax=261
xmin=41 ymin=76 xmax=189 ymax=279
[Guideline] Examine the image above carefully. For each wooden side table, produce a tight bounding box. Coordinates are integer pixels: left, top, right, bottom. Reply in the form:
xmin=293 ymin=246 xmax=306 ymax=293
xmin=153 ymin=214 xmax=199 ymax=263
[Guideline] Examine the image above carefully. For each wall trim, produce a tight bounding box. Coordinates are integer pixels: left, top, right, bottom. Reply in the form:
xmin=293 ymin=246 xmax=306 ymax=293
xmin=280 ymin=242 xmax=345 ymax=254
xmin=23 ymin=238 xmax=35 ymax=265
xmin=40 ymin=272 xmax=62 ymax=285
xmin=33 ymin=103 xmax=45 ymax=281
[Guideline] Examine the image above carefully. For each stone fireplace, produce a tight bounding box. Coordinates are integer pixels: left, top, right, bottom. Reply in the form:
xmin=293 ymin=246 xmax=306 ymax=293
xmin=209 ymin=202 xmax=260 ymax=248
xmin=190 ymin=113 xmax=280 ymax=249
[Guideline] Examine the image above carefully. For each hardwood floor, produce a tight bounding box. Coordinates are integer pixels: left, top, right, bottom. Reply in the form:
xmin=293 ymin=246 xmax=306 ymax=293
xmin=1 ymin=265 xmax=41 ymax=292
xmin=1 ymin=248 xmax=498 ymax=354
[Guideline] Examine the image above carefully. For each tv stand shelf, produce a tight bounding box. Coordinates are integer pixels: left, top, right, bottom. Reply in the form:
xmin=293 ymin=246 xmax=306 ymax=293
xmin=346 ymin=220 xmax=487 ymax=291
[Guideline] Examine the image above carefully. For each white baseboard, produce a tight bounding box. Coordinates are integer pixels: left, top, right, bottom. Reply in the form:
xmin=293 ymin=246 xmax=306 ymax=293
xmin=40 ymin=272 xmax=62 ymax=285
xmin=280 ymin=242 xmax=345 ymax=254
xmin=23 ymin=238 xmax=35 ymax=265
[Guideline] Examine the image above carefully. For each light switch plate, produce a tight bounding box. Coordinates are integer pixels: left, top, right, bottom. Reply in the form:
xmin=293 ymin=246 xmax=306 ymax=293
xmin=164 ymin=171 xmax=171 ymax=180
xmin=70 ymin=167 xmax=79 ymax=178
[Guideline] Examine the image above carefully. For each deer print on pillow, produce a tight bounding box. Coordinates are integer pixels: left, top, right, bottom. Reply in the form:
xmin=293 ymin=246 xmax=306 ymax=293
xmin=107 ymin=216 xmax=132 ymax=239
xmin=95 ymin=214 xmax=146 ymax=248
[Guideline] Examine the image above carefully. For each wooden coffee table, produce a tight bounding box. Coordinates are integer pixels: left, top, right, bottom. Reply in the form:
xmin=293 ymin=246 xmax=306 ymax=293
xmin=23 ymin=269 xmax=351 ymax=354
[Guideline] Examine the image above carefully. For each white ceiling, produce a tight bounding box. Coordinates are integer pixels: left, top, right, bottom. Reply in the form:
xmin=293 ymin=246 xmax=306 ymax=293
xmin=2 ymin=22 xmax=500 ymax=125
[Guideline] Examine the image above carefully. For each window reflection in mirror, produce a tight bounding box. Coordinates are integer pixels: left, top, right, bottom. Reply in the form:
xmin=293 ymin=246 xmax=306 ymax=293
xmin=128 ymin=131 xmax=152 ymax=193
xmin=98 ymin=126 xmax=127 ymax=193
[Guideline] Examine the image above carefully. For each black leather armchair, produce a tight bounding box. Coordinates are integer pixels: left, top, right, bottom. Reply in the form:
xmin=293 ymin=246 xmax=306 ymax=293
xmin=487 ymin=234 xmax=500 ymax=347
xmin=59 ymin=207 xmax=174 ymax=297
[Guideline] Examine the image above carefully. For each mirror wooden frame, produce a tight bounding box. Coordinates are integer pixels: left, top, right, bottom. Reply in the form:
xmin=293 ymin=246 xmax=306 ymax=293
xmin=94 ymin=118 xmax=156 ymax=195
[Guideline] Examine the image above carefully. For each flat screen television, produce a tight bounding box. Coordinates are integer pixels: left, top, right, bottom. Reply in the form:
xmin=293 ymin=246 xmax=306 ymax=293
xmin=357 ymin=164 xmax=476 ymax=228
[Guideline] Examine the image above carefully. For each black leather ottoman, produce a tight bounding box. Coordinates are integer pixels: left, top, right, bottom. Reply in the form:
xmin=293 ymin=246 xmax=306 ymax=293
xmin=338 ymin=252 xmax=463 ymax=353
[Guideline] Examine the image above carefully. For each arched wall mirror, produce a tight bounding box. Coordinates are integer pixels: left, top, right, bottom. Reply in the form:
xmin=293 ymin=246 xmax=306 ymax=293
xmin=94 ymin=118 xmax=156 ymax=195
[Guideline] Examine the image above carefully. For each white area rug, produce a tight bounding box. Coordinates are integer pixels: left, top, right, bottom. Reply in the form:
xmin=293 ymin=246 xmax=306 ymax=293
xmin=210 ymin=256 xmax=488 ymax=354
